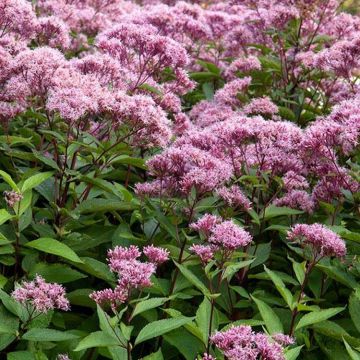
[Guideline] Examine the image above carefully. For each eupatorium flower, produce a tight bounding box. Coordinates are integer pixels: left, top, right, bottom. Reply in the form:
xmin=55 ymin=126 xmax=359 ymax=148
xmin=209 ymin=220 xmax=252 ymax=250
xmin=243 ymin=97 xmax=278 ymax=116
xmin=211 ymin=325 xmax=287 ymax=360
xmin=4 ymin=190 xmax=23 ymax=207
xmin=12 ymin=275 xmax=69 ymax=313
xmin=190 ymin=214 xmax=221 ymax=237
xmin=287 ymin=223 xmax=346 ymax=258
xmin=189 ymin=244 xmax=214 ymax=264
xmin=90 ymin=245 xmax=168 ymax=310
xmin=143 ymin=245 xmax=170 ymax=264
xmin=216 ymin=185 xmax=252 ymax=211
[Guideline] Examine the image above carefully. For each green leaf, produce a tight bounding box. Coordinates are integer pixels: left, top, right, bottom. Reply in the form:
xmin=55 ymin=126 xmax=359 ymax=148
xmin=251 ymin=295 xmax=284 ymax=334
xmin=138 ymin=83 xmax=163 ymax=96
xmin=135 ymin=316 xmax=194 ymax=345
xmin=25 ymin=238 xmax=84 ymax=264
xmin=223 ymin=259 xmax=254 ymax=281
xmin=349 ymin=291 xmax=360 ymax=333
xmin=284 ymin=346 xmax=303 ymax=360
xmin=264 ymin=266 xmax=294 ymax=309
xmin=77 ymin=198 xmax=138 ymax=214
xmin=263 ymin=205 xmax=303 ymax=220
xmin=131 ymin=297 xmax=169 ymax=320
xmin=344 ymin=339 xmax=360 ymax=360
xmin=289 ymin=257 xmax=305 ymax=284
xmin=22 ymin=328 xmax=79 ymax=342
xmin=317 ymin=264 xmax=358 ymax=289
xmin=74 ymin=331 xmax=119 ymax=351
xmin=28 ymin=263 xmax=87 ymax=283
xmin=21 ymin=172 xmax=54 ymax=193
xmin=174 ymin=262 xmax=210 ymax=297
xmin=295 ymin=307 xmax=345 ymax=331
xmin=0 ymin=171 xmax=19 ymax=192
xmin=141 ymin=349 xmax=164 ymax=360
xmin=7 ymin=351 xmax=35 ymax=360
xmin=0 ymin=210 xmax=13 ymax=226
xmin=312 ymin=321 xmax=360 ymax=347
xmin=195 ymin=297 xmax=218 ymax=344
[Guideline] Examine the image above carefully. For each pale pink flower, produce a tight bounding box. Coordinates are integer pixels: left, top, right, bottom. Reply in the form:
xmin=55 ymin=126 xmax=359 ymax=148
xmin=287 ymin=223 xmax=346 ymax=258
xmin=216 ymin=185 xmax=252 ymax=211
xmin=209 ymin=220 xmax=252 ymax=250
xmin=189 ymin=245 xmax=214 ymax=264
xmin=12 ymin=275 xmax=69 ymax=313
xmin=143 ymin=245 xmax=170 ymax=265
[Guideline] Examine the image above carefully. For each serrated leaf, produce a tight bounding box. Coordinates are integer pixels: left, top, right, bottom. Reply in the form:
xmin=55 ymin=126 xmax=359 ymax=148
xmin=349 ymin=292 xmax=360 ymax=333
xmin=295 ymin=307 xmax=345 ymax=331
xmin=141 ymin=349 xmax=164 ymax=360
xmin=263 ymin=205 xmax=303 ymax=219
xmin=223 ymin=259 xmax=254 ymax=281
xmin=25 ymin=238 xmax=83 ymax=264
xmin=174 ymin=262 xmax=210 ymax=297
xmin=264 ymin=266 xmax=294 ymax=309
xmin=131 ymin=297 xmax=169 ymax=320
xmin=251 ymin=295 xmax=284 ymax=334
xmin=0 ymin=171 xmax=19 ymax=191
xmin=77 ymin=198 xmax=137 ymax=214
xmin=21 ymin=172 xmax=54 ymax=193
xmin=284 ymin=346 xmax=303 ymax=360
xmin=74 ymin=331 xmax=119 ymax=351
xmin=22 ymin=328 xmax=79 ymax=342
xmin=344 ymin=339 xmax=360 ymax=360
xmin=0 ymin=210 xmax=13 ymax=226
xmin=135 ymin=316 xmax=194 ymax=345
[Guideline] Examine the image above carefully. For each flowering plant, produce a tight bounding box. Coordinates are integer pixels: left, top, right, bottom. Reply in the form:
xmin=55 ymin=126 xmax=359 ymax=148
xmin=0 ymin=0 xmax=359 ymax=359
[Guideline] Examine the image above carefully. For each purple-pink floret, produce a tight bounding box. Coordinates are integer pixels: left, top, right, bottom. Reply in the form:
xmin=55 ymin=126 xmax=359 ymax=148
xmin=189 ymin=244 xmax=214 ymax=264
xmin=211 ymin=326 xmax=287 ymax=360
xmin=287 ymin=223 xmax=346 ymax=258
xmin=12 ymin=275 xmax=69 ymax=313
xmin=209 ymin=220 xmax=252 ymax=250
xmin=190 ymin=214 xmax=221 ymax=237
xmin=216 ymin=185 xmax=252 ymax=211
xmin=143 ymin=245 xmax=170 ymax=265
xmin=90 ymin=245 xmax=164 ymax=309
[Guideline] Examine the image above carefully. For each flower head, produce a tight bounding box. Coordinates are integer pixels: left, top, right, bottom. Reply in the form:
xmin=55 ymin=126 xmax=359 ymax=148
xmin=287 ymin=223 xmax=346 ymax=258
xmin=4 ymin=190 xmax=23 ymax=207
xmin=12 ymin=275 xmax=69 ymax=313
xmin=211 ymin=326 xmax=287 ymax=360
xmin=209 ymin=220 xmax=252 ymax=251
xmin=143 ymin=245 xmax=170 ymax=265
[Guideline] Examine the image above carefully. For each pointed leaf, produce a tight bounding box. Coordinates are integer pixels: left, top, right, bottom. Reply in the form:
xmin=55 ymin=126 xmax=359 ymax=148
xmin=135 ymin=316 xmax=194 ymax=345
xmin=251 ymin=295 xmax=283 ymax=334
xmin=25 ymin=238 xmax=83 ymax=263
xmin=295 ymin=307 xmax=345 ymax=331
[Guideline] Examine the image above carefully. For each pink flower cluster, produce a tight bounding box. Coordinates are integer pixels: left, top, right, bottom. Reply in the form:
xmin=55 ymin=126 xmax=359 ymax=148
xmin=211 ymin=325 xmax=288 ymax=360
xmin=4 ymin=190 xmax=23 ymax=207
xmin=287 ymin=223 xmax=346 ymax=259
xmin=12 ymin=275 xmax=69 ymax=313
xmin=90 ymin=245 xmax=169 ymax=309
xmin=189 ymin=215 xmax=252 ymax=263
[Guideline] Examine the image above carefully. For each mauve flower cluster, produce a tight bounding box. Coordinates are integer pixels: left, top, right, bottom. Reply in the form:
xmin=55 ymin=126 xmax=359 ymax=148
xmin=90 ymin=245 xmax=169 ymax=310
xmin=287 ymin=223 xmax=346 ymax=259
xmin=12 ymin=275 xmax=70 ymax=313
xmin=140 ymin=82 xmax=359 ymax=212
xmin=4 ymin=190 xmax=23 ymax=208
xmin=210 ymin=325 xmax=288 ymax=360
xmin=189 ymin=215 xmax=252 ymax=263
xmin=0 ymin=0 xmax=202 ymax=149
